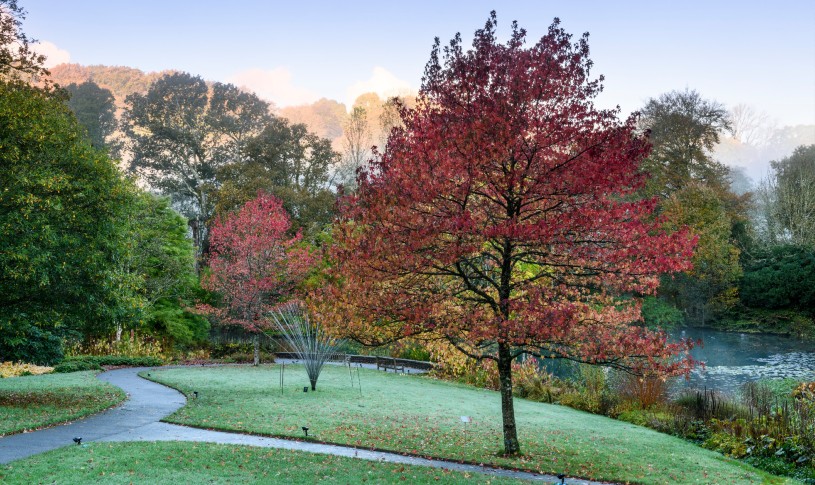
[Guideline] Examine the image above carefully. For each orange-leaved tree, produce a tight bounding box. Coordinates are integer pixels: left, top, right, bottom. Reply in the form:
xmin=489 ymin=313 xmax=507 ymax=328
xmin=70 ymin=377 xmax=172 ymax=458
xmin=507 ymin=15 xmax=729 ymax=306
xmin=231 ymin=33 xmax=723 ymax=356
xmin=323 ymin=13 xmax=697 ymax=455
xmin=201 ymin=192 xmax=311 ymax=365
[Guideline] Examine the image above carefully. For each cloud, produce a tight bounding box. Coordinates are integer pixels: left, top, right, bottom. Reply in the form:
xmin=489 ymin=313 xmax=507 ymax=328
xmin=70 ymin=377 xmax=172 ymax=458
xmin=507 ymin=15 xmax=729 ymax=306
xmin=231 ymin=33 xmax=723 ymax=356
xmin=228 ymin=67 xmax=320 ymax=108
xmin=345 ymin=67 xmax=414 ymax=106
xmin=32 ymin=41 xmax=71 ymax=68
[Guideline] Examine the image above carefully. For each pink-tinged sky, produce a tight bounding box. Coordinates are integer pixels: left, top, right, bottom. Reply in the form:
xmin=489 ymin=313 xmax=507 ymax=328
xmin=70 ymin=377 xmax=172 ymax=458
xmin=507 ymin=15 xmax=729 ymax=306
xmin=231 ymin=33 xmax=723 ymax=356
xmin=23 ymin=0 xmax=815 ymax=127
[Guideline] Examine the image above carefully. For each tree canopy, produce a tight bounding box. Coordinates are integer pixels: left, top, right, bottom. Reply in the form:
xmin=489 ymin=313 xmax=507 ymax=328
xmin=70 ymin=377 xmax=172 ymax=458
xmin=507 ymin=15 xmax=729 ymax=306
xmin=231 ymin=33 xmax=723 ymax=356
xmin=124 ymin=72 xmax=272 ymax=264
xmin=64 ymin=80 xmax=118 ymax=152
xmin=201 ymin=193 xmax=312 ymax=365
xmin=119 ymin=189 xmax=206 ymax=346
xmin=0 ymin=81 xmax=132 ymax=363
xmin=324 ymin=13 xmax=696 ymax=455
xmin=0 ymin=0 xmax=47 ymax=82
xmin=767 ymin=145 xmax=815 ymax=247
xmin=214 ymin=117 xmax=339 ymax=239
xmin=639 ymin=89 xmax=732 ymax=197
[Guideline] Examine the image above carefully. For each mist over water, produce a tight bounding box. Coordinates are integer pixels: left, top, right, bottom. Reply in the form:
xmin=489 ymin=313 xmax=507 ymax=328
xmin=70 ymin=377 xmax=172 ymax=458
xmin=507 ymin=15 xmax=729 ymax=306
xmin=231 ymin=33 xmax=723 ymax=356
xmin=671 ymin=327 xmax=815 ymax=394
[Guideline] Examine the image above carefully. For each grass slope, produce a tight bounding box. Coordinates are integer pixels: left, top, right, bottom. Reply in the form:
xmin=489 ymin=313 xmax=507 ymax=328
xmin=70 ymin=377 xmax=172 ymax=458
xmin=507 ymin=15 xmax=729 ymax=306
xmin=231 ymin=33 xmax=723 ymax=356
xmin=0 ymin=371 xmax=125 ymax=436
xmin=146 ymin=365 xmax=792 ymax=484
xmin=0 ymin=441 xmax=529 ymax=484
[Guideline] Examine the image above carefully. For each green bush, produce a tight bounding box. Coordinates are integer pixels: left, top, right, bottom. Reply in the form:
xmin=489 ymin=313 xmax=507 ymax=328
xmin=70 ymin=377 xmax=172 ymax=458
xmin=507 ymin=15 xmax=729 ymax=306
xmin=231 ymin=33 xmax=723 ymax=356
xmin=0 ymin=323 xmax=65 ymax=365
xmin=741 ymin=245 xmax=815 ymax=311
xmin=641 ymin=296 xmax=684 ymax=329
xmin=704 ymin=430 xmax=748 ymax=457
xmin=53 ymin=360 xmax=102 ymax=373
xmin=209 ymin=340 xmax=275 ymax=359
xmin=217 ymin=352 xmax=276 ymax=364
xmin=64 ymin=355 xmax=164 ymax=367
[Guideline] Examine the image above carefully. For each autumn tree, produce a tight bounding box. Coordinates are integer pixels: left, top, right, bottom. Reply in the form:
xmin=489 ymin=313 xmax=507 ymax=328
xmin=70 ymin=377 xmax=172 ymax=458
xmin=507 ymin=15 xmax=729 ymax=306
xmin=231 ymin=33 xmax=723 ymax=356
xmin=660 ymin=183 xmax=743 ymax=324
xmin=201 ymin=193 xmax=311 ymax=365
xmin=124 ymin=73 xmax=271 ymax=265
xmin=639 ymin=89 xmax=750 ymax=325
xmin=325 ymin=14 xmax=696 ymax=455
xmin=377 ymin=95 xmax=416 ymax=149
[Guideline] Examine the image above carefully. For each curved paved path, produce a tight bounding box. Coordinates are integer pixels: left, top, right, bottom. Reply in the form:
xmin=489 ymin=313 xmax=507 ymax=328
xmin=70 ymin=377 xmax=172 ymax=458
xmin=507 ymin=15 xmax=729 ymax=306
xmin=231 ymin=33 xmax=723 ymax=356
xmin=0 ymin=367 xmax=611 ymax=484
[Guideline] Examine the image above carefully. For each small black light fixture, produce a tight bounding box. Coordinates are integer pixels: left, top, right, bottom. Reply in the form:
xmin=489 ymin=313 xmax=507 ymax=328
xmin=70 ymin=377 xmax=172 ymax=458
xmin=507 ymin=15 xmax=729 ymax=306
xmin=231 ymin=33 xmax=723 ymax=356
xmin=557 ymin=473 xmax=566 ymax=484
xmin=301 ymin=426 xmax=309 ymax=437
xmin=193 ymin=391 xmax=198 ymax=399
xmin=147 ymin=373 xmax=151 ymax=377
xmin=73 ymin=437 xmax=82 ymax=445
xmin=303 ymin=386 xmax=308 ymax=393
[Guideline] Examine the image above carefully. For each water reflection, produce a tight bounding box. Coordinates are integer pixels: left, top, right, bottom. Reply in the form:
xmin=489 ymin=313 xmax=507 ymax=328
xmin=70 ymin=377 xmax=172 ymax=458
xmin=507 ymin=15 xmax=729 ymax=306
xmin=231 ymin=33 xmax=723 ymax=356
xmin=672 ymin=327 xmax=815 ymax=394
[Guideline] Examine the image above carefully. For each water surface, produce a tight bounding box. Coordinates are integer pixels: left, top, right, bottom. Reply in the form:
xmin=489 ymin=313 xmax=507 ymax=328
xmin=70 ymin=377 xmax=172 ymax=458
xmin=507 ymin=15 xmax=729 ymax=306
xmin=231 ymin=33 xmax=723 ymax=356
xmin=672 ymin=327 xmax=815 ymax=393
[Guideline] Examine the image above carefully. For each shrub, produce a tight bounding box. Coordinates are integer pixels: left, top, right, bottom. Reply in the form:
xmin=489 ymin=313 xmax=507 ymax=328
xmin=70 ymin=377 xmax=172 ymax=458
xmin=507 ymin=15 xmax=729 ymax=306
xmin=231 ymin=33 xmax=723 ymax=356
xmin=513 ymin=358 xmax=562 ymax=403
xmin=0 ymin=361 xmax=55 ymax=378
xmin=641 ymin=296 xmax=684 ymax=329
xmin=216 ymin=351 xmax=276 ymax=364
xmin=0 ymin=324 xmax=64 ymax=365
xmin=389 ymin=339 xmax=432 ymax=362
xmin=615 ymin=372 xmax=670 ymax=409
xmin=68 ymin=334 xmax=166 ymax=359
xmin=458 ymin=360 xmax=500 ymax=390
xmin=53 ymin=360 xmax=102 ymax=373
xmin=209 ymin=338 xmax=276 ymax=359
xmin=793 ymin=382 xmax=815 ymax=402
xmin=68 ymin=355 xmax=163 ymax=366
xmin=704 ymin=430 xmax=748 ymax=457
xmin=740 ymin=245 xmax=815 ymax=311
xmin=556 ymin=364 xmax=618 ymax=415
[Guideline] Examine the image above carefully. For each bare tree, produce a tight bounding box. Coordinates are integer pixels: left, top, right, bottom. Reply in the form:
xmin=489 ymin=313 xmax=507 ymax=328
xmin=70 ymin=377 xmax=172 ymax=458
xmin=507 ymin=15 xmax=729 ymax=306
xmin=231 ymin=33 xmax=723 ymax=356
xmin=336 ymin=106 xmax=372 ymax=189
xmin=730 ymin=104 xmax=775 ymax=146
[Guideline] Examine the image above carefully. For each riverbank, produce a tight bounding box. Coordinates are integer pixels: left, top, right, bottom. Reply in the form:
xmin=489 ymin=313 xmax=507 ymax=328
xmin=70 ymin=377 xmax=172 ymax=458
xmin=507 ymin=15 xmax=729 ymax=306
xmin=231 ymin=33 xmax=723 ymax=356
xmin=699 ymin=307 xmax=815 ymax=340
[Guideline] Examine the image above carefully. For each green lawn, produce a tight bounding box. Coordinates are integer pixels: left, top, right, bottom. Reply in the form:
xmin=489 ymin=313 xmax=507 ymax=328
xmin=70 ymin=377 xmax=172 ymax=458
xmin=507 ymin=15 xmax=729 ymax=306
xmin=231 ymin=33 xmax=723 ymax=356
xmin=0 ymin=441 xmax=530 ymax=484
xmin=0 ymin=371 xmax=125 ymax=436
xmin=146 ymin=365 xmax=793 ymax=484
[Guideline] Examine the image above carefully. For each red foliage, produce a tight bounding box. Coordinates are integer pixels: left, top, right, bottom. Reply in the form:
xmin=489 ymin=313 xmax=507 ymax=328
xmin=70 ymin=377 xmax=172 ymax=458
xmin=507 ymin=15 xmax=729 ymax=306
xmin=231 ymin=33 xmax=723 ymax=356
xmin=322 ymin=14 xmax=697 ymax=453
xmin=200 ymin=192 xmax=312 ymax=333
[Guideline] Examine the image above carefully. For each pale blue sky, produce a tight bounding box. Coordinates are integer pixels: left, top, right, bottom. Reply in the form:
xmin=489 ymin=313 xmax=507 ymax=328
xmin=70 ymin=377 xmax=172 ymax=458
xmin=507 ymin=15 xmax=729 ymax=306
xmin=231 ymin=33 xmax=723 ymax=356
xmin=23 ymin=0 xmax=815 ymax=126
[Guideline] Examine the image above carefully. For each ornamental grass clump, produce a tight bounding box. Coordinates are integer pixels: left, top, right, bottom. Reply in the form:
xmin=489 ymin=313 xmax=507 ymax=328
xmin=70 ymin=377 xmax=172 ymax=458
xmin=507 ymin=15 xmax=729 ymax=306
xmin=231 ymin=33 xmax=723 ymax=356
xmin=269 ymin=302 xmax=344 ymax=391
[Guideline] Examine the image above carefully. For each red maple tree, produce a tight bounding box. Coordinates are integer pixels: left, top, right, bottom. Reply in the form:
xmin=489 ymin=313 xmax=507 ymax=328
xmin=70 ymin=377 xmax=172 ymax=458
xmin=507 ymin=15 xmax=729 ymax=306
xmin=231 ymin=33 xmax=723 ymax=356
xmin=324 ymin=14 xmax=697 ymax=455
xmin=201 ymin=192 xmax=311 ymax=365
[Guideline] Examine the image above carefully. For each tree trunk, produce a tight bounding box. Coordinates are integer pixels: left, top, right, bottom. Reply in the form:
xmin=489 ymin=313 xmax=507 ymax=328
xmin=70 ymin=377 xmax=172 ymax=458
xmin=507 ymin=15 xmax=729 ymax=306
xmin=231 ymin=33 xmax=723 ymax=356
xmin=497 ymin=342 xmax=520 ymax=455
xmin=253 ymin=334 xmax=260 ymax=366
xmin=310 ymin=377 xmax=317 ymax=391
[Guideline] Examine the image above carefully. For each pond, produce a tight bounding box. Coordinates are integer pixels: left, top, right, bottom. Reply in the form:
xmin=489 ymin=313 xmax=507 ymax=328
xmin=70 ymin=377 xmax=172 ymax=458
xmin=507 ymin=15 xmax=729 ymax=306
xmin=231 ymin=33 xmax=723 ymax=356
xmin=672 ymin=327 xmax=815 ymax=394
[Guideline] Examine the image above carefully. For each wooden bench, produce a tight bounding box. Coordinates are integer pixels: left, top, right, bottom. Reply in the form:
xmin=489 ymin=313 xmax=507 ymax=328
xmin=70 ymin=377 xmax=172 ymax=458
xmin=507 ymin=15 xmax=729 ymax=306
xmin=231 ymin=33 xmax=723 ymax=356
xmin=375 ymin=356 xmax=405 ymax=373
